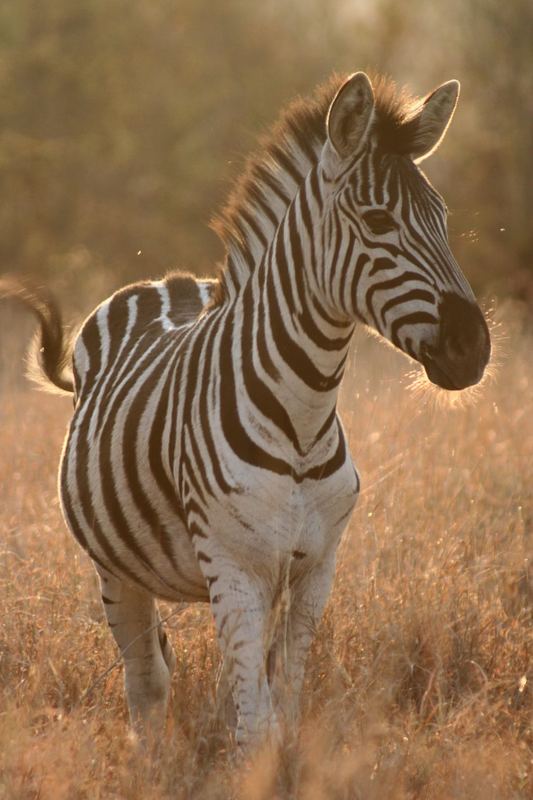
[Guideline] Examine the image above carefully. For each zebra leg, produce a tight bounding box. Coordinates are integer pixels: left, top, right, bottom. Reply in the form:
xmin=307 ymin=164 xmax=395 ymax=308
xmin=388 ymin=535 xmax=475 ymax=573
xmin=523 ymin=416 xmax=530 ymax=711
xmin=269 ymin=554 xmax=337 ymax=728
xmin=215 ymin=658 xmax=238 ymax=729
xmin=96 ymin=566 xmax=175 ymax=738
xmin=206 ymin=564 xmax=278 ymax=747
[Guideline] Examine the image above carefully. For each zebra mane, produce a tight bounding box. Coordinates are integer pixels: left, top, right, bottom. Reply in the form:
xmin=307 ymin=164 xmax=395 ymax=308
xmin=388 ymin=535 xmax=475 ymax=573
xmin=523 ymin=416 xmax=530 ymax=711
xmin=210 ymin=73 xmax=418 ymax=307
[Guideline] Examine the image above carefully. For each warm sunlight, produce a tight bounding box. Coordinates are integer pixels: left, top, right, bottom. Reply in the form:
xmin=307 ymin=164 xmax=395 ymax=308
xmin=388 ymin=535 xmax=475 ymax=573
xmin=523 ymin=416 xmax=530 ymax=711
xmin=0 ymin=1 xmax=531 ymax=798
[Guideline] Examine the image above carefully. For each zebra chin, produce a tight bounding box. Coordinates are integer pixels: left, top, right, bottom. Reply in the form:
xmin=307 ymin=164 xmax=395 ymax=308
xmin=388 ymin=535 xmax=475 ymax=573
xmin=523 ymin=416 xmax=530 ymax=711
xmin=421 ymin=357 xmax=486 ymax=391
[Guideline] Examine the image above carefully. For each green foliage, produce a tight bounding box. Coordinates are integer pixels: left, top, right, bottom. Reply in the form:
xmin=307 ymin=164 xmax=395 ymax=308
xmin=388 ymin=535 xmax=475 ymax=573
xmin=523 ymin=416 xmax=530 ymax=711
xmin=0 ymin=0 xmax=531 ymax=308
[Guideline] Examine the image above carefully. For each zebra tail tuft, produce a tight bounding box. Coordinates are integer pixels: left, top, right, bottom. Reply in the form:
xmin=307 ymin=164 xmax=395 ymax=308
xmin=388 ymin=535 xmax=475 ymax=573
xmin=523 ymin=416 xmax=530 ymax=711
xmin=0 ymin=276 xmax=74 ymax=394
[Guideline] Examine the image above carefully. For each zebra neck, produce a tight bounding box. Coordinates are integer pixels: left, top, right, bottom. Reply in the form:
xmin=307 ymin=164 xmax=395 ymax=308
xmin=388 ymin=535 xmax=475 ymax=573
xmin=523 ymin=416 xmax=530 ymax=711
xmin=215 ymin=126 xmax=328 ymax=299
xmin=236 ymin=204 xmax=354 ymax=453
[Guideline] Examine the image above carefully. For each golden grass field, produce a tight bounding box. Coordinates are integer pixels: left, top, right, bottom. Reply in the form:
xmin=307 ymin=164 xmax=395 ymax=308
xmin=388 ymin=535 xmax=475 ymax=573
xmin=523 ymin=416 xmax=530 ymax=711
xmin=0 ymin=303 xmax=531 ymax=799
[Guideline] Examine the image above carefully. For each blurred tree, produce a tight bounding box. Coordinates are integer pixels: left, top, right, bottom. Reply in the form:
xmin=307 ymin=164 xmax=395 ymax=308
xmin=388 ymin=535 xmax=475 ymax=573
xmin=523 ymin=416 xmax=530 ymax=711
xmin=0 ymin=0 xmax=530 ymax=309
xmin=453 ymin=0 xmax=533 ymax=301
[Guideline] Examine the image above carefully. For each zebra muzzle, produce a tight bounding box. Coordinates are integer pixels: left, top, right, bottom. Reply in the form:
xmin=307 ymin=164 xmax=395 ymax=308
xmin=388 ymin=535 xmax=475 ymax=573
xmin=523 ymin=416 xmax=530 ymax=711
xmin=420 ymin=294 xmax=491 ymax=391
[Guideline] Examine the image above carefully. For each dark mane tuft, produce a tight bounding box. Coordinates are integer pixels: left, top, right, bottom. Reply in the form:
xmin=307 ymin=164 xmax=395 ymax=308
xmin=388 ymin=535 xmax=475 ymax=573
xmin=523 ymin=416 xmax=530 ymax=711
xmin=370 ymin=73 xmax=422 ymax=156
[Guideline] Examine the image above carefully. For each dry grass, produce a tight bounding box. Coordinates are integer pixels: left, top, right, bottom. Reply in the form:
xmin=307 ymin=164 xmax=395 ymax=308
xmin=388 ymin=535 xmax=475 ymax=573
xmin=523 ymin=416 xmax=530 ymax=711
xmin=0 ymin=303 xmax=531 ymax=799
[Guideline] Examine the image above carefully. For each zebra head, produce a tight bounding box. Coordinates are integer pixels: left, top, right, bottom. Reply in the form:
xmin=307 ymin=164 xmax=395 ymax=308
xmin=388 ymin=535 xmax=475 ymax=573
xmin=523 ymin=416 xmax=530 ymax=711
xmin=320 ymin=72 xmax=490 ymax=390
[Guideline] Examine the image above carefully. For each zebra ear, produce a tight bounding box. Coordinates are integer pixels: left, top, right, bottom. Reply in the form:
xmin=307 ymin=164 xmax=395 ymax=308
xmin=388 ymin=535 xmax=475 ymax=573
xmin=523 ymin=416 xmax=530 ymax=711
xmin=409 ymin=80 xmax=460 ymax=163
xmin=327 ymin=72 xmax=375 ymax=158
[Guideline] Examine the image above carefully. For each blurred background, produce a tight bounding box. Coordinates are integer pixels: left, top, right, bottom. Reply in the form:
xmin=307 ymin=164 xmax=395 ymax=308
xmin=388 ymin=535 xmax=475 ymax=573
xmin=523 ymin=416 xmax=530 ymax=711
xmin=0 ymin=0 xmax=532 ymax=313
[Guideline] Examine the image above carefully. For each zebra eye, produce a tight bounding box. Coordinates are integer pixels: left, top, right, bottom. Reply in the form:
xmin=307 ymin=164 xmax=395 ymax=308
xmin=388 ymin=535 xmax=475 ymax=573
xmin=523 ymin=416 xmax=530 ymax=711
xmin=362 ymin=209 xmax=397 ymax=234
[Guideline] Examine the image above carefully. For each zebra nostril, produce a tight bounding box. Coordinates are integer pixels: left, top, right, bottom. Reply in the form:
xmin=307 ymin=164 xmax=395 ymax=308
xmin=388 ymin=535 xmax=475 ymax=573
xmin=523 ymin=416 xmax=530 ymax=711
xmin=446 ymin=334 xmax=466 ymax=360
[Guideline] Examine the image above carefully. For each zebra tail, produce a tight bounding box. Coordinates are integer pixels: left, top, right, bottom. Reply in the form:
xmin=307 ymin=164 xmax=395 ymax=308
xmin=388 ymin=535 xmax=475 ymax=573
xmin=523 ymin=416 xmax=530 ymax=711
xmin=0 ymin=276 xmax=74 ymax=394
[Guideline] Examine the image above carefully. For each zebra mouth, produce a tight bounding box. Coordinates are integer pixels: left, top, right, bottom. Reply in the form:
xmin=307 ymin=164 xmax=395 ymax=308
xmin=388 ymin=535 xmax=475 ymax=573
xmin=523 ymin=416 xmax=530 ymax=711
xmin=420 ymin=346 xmax=482 ymax=391
xmin=422 ymin=357 xmax=462 ymax=391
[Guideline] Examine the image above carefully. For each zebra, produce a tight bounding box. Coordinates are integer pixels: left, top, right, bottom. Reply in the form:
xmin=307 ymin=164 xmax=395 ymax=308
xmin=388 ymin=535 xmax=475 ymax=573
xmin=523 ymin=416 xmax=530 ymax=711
xmin=3 ymin=71 xmax=490 ymax=748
